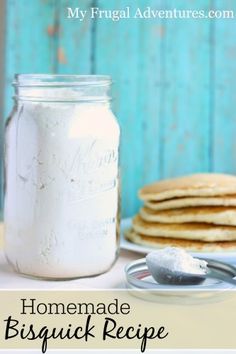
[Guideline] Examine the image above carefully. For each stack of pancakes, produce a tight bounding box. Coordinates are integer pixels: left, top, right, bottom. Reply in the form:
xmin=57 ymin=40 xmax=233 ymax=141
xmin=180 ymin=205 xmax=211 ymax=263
xmin=125 ymin=173 xmax=236 ymax=252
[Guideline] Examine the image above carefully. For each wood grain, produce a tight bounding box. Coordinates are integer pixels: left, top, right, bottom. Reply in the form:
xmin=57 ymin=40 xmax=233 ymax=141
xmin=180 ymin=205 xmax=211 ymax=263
xmin=213 ymin=0 xmax=236 ymax=173
xmin=161 ymin=0 xmax=212 ymax=178
xmin=0 ymin=0 xmax=5 ymax=215
xmin=57 ymin=0 xmax=93 ymax=74
xmin=4 ymin=0 xmax=59 ymax=117
xmin=95 ymin=0 xmax=164 ymax=216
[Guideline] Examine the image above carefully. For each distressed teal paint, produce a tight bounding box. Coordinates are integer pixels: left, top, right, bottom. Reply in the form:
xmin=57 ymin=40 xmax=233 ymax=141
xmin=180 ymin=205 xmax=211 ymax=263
xmin=213 ymin=0 xmax=236 ymax=173
xmin=161 ymin=0 xmax=212 ymax=178
xmin=57 ymin=0 xmax=93 ymax=74
xmin=4 ymin=0 xmax=59 ymax=118
xmin=0 ymin=0 xmax=5 ymax=215
xmin=95 ymin=0 xmax=163 ymax=216
xmin=2 ymin=0 xmax=236 ymax=217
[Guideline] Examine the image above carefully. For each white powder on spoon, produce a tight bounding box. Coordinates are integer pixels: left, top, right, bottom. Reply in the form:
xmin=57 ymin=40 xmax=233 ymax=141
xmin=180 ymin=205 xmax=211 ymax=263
xmin=146 ymin=247 xmax=208 ymax=274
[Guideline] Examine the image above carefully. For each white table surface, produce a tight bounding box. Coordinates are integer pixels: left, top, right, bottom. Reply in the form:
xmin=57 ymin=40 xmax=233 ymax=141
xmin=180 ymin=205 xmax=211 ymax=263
xmin=0 ymin=223 xmax=140 ymax=289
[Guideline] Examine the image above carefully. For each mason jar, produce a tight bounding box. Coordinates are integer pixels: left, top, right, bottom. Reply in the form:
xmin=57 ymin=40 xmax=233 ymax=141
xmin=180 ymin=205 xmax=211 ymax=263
xmin=4 ymin=74 xmax=120 ymax=279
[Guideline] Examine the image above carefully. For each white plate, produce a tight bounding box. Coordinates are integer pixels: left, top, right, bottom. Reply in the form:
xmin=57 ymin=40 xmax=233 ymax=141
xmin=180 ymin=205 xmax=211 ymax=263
xmin=120 ymin=218 xmax=236 ymax=264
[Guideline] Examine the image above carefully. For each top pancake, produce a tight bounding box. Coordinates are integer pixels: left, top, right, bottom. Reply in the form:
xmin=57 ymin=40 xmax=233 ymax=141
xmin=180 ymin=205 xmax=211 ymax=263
xmin=139 ymin=173 xmax=236 ymax=201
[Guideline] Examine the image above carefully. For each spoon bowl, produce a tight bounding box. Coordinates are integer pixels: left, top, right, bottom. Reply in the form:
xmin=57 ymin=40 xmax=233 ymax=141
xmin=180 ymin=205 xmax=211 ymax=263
xmin=146 ymin=260 xmax=206 ymax=285
xmin=146 ymin=257 xmax=236 ymax=286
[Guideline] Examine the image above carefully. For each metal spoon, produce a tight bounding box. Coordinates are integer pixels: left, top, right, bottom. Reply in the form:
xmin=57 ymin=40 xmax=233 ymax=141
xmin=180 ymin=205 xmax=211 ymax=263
xmin=146 ymin=257 xmax=236 ymax=286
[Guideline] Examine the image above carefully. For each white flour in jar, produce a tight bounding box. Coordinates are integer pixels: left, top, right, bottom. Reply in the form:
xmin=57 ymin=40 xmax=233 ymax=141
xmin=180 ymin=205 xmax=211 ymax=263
xmin=5 ymin=97 xmax=120 ymax=278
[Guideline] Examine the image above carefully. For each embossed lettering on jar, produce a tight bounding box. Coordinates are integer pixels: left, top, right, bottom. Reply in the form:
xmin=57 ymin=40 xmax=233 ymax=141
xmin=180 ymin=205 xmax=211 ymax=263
xmin=4 ymin=75 xmax=120 ymax=279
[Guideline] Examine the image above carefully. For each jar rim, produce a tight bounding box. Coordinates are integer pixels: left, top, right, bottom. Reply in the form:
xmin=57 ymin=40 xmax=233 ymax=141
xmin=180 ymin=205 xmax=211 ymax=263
xmin=13 ymin=74 xmax=111 ymax=87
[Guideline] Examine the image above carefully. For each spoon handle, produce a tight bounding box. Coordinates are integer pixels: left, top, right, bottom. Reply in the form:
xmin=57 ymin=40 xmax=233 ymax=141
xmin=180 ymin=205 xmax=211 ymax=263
xmin=205 ymin=273 xmax=236 ymax=286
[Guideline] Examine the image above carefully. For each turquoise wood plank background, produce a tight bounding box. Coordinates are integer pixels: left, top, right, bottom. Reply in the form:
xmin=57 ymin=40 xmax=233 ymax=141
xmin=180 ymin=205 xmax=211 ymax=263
xmin=1 ymin=0 xmax=236 ymax=217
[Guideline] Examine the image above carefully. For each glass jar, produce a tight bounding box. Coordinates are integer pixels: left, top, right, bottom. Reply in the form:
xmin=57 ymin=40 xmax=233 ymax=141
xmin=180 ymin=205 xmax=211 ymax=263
xmin=4 ymin=74 xmax=120 ymax=279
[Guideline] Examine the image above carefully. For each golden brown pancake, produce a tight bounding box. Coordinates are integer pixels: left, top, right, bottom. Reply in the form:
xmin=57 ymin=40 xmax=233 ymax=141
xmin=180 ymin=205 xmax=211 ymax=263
xmin=132 ymin=214 xmax=236 ymax=242
xmin=140 ymin=206 xmax=236 ymax=226
xmin=139 ymin=173 xmax=236 ymax=201
xmin=125 ymin=228 xmax=236 ymax=252
xmin=146 ymin=195 xmax=236 ymax=210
